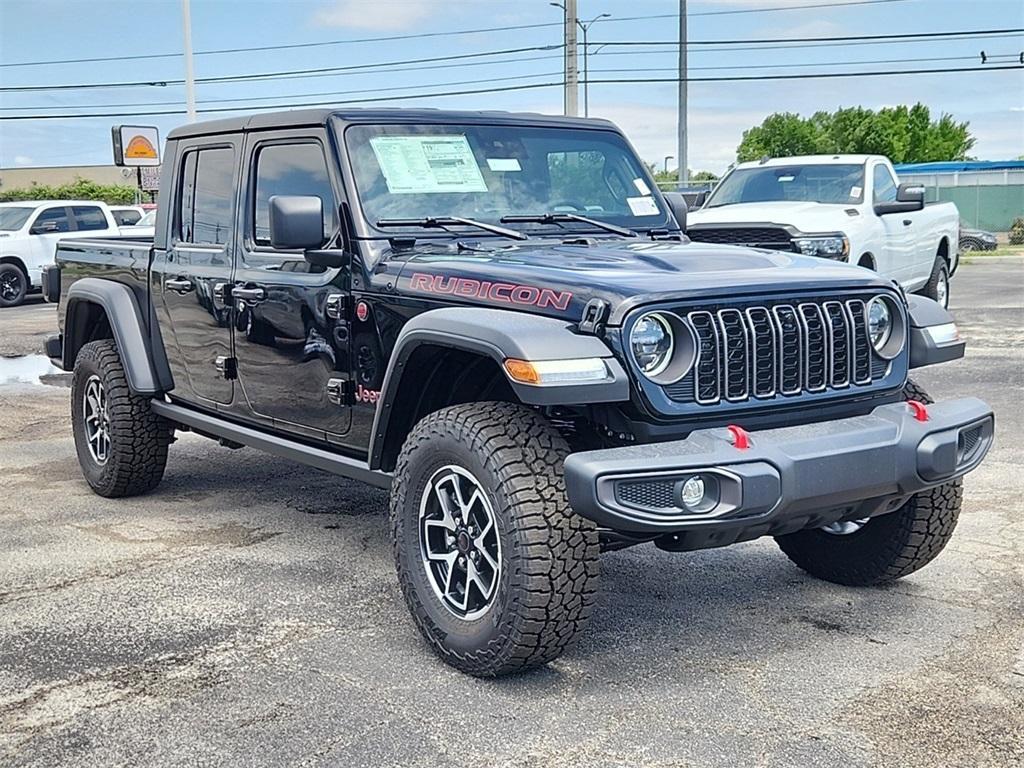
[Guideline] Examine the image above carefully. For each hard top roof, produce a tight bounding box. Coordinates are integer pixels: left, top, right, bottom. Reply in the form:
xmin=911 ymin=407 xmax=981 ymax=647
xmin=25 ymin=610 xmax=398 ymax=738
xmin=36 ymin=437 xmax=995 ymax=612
xmin=167 ymin=108 xmax=616 ymax=140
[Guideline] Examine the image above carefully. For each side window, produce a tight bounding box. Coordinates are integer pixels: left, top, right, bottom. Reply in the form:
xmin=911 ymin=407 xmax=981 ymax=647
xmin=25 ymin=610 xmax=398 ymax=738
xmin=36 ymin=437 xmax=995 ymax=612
xmin=71 ymin=206 xmax=109 ymax=231
xmin=873 ymin=164 xmax=898 ymax=204
xmin=253 ymin=142 xmax=338 ymax=246
xmin=177 ymin=147 xmax=235 ymax=245
xmin=31 ymin=207 xmax=71 ymax=234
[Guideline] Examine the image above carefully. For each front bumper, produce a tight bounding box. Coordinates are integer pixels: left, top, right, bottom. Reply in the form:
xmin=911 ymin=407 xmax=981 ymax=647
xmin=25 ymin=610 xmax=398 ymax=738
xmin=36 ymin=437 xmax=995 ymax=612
xmin=564 ymin=398 xmax=994 ymax=545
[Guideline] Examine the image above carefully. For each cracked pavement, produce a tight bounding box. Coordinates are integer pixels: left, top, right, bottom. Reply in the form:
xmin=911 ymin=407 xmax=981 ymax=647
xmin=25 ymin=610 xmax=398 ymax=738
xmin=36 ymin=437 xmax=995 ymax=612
xmin=1 ymin=258 xmax=1022 ymax=767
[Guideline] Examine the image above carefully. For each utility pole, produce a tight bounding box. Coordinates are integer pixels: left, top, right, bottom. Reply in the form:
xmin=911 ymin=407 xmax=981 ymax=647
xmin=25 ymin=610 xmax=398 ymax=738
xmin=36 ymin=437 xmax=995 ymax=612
xmin=182 ymin=0 xmax=197 ymax=122
xmin=677 ymin=0 xmax=688 ymax=187
xmin=552 ymin=0 xmax=579 ymax=117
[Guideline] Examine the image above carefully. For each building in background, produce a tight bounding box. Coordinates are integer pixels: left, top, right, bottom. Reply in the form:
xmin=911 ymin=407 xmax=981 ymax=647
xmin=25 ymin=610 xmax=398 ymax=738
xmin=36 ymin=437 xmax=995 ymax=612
xmin=0 ymin=164 xmax=160 ymax=202
xmin=894 ymin=160 xmax=1024 ymax=233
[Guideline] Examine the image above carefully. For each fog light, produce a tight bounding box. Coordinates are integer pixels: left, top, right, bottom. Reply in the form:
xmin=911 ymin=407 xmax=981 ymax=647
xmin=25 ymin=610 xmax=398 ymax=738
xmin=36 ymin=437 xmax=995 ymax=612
xmin=680 ymin=476 xmax=706 ymax=509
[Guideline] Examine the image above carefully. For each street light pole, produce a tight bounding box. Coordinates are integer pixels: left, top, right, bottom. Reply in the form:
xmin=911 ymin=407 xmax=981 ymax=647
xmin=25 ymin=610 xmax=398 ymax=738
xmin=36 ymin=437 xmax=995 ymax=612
xmin=664 ymin=155 xmax=674 ymax=175
xmin=182 ymin=0 xmax=197 ymax=122
xmin=578 ymin=13 xmax=610 ymax=118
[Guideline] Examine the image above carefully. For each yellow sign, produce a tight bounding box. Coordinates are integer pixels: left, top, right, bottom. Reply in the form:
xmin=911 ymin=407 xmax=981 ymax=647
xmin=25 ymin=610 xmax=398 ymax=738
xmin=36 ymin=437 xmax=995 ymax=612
xmin=125 ymin=135 xmax=158 ymax=159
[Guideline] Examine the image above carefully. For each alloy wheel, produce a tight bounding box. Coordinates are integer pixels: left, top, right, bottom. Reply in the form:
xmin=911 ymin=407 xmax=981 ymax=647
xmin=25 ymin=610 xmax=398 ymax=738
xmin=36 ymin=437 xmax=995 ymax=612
xmin=0 ymin=270 xmax=22 ymax=301
xmin=419 ymin=465 xmax=501 ymax=620
xmin=83 ymin=375 xmax=111 ymax=464
xmin=937 ymin=269 xmax=949 ymax=308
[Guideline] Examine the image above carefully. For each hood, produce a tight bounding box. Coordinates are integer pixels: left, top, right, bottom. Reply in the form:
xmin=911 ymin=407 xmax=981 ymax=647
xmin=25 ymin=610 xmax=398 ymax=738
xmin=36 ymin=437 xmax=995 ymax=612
xmin=390 ymin=237 xmax=891 ymax=325
xmin=688 ymin=201 xmax=855 ymax=234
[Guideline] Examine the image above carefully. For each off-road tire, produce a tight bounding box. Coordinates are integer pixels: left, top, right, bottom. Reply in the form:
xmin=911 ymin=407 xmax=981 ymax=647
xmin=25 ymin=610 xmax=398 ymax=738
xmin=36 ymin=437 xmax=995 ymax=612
xmin=775 ymin=379 xmax=962 ymax=586
xmin=390 ymin=401 xmax=600 ymax=677
xmin=0 ymin=263 xmax=28 ymax=308
xmin=916 ymin=253 xmax=950 ymax=308
xmin=71 ymin=340 xmax=173 ymax=497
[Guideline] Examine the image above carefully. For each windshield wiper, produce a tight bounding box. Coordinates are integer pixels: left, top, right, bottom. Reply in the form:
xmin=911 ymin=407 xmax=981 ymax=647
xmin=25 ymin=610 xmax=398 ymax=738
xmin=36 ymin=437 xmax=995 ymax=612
xmin=376 ymin=217 xmax=528 ymax=241
xmin=501 ymin=212 xmax=638 ymax=238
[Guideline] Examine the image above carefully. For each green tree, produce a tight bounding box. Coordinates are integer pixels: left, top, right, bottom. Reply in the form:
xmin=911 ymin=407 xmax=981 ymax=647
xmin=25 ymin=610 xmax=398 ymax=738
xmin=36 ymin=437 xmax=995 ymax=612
xmin=736 ymin=103 xmax=974 ymax=163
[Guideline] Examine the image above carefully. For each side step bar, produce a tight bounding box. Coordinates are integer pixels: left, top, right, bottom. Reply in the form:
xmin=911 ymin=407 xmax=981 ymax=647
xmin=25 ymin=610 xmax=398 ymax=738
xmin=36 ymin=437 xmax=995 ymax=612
xmin=151 ymin=400 xmax=392 ymax=490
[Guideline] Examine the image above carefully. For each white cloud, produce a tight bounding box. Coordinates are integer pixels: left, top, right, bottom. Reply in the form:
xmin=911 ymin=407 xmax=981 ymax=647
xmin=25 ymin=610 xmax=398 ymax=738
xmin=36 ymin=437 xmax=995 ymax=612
xmin=311 ymin=0 xmax=441 ymax=31
xmin=13 ymin=155 xmax=33 ymax=167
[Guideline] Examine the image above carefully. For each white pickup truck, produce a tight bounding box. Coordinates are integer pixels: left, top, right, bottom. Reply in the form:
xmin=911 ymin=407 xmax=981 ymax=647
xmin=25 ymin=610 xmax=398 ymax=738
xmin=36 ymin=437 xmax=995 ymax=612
xmin=686 ymin=155 xmax=960 ymax=307
xmin=0 ymin=200 xmax=122 ymax=307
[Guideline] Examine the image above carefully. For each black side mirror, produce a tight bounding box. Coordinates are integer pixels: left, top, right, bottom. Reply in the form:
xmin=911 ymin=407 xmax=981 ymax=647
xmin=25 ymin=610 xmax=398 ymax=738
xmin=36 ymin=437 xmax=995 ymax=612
xmin=875 ymin=183 xmax=925 ymax=215
xmin=31 ymin=220 xmax=59 ymax=234
xmin=662 ymin=191 xmax=688 ymax=231
xmin=269 ymin=195 xmax=325 ymax=251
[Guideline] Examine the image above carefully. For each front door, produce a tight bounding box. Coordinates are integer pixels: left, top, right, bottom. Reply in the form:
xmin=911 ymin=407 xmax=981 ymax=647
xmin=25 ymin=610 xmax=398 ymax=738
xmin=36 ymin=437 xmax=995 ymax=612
xmin=873 ymin=163 xmax=915 ymax=286
xmin=231 ymin=132 xmax=351 ymax=440
xmin=157 ymin=138 xmax=240 ymax=405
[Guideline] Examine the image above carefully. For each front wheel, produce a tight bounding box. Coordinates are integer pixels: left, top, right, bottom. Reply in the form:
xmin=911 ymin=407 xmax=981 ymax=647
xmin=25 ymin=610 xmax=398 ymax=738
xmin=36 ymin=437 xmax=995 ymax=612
xmin=774 ymin=379 xmax=961 ymax=585
xmin=390 ymin=401 xmax=600 ymax=677
xmin=0 ymin=263 xmax=27 ymax=308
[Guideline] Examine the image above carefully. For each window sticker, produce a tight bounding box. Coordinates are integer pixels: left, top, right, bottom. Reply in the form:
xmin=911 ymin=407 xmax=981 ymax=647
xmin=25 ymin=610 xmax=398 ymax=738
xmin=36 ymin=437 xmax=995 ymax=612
xmin=486 ymin=158 xmax=521 ymax=172
xmin=626 ymin=196 xmax=660 ymax=216
xmin=850 ymin=185 xmax=862 ymax=197
xmin=632 ymin=177 xmax=651 ymax=196
xmin=777 ymin=175 xmax=795 ymax=183
xmin=369 ymin=135 xmax=488 ymax=194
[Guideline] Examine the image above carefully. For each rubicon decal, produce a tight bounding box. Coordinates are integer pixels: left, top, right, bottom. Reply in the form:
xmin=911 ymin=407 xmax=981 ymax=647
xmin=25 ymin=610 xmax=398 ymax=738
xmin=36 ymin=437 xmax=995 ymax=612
xmin=409 ymin=273 xmax=572 ymax=311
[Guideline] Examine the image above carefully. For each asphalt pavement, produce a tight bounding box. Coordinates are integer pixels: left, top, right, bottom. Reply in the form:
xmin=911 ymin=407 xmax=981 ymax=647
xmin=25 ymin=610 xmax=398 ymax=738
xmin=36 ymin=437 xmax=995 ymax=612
xmin=1 ymin=259 xmax=1022 ymax=767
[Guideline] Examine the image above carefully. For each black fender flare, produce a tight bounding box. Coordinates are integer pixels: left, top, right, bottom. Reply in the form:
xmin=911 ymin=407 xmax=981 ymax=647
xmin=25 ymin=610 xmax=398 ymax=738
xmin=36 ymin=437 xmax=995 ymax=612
xmin=906 ymin=294 xmax=964 ymax=369
xmin=63 ymin=278 xmax=166 ymax=394
xmin=367 ymin=307 xmax=630 ymax=470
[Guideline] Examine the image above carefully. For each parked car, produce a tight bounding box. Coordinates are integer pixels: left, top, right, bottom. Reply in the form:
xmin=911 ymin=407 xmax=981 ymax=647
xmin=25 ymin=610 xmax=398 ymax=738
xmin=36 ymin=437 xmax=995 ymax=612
xmin=959 ymin=225 xmax=998 ymax=252
xmin=108 ymin=205 xmax=146 ymax=227
xmin=686 ymin=155 xmax=960 ymax=307
xmin=0 ymin=200 xmax=121 ymax=307
xmin=44 ymin=110 xmax=992 ymax=677
xmin=122 ymin=208 xmax=156 ymax=239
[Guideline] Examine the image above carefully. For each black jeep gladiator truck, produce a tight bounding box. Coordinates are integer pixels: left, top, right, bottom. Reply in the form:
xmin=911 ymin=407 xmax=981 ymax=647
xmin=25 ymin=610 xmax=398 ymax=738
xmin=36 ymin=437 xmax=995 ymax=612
xmin=44 ymin=109 xmax=993 ymax=677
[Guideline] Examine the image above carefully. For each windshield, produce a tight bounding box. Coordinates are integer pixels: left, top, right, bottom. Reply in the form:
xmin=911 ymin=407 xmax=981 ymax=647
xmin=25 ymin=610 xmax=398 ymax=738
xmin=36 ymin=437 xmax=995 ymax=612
xmin=0 ymin=206 xmax=34 ymax=231
xmin=706 ymin=164 xmax=865 ymax=207
xmin=344 ymin=123 xmax=669 ymax=235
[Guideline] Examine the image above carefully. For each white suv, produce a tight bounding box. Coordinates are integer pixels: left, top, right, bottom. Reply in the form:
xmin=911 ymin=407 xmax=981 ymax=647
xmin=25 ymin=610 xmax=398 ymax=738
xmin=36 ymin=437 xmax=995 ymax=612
xmin=0 ymin=201 xmax=121 ymax=307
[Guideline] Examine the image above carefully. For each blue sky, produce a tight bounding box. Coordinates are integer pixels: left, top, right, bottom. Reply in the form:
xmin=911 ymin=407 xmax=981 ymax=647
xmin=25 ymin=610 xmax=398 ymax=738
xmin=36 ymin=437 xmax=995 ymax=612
xmin=1 ymin=0 xmax=1021 ymax=173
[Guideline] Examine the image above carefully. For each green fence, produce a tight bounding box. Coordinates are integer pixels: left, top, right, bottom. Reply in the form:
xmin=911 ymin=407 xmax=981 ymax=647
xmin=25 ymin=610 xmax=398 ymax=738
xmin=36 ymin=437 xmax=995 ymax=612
xmin=922 ymin=184 xmax=1024 ymax=233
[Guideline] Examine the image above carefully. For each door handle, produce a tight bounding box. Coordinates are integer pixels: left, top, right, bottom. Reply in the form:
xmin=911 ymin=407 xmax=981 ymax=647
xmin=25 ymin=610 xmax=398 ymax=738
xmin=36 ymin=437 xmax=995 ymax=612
xmin=232 ymin=286 xmax=266 ymax=303
xmin=902 ymin=219 xmax=913 ymax=226
xmin=165 ymin=278 xmax=194 ymax=293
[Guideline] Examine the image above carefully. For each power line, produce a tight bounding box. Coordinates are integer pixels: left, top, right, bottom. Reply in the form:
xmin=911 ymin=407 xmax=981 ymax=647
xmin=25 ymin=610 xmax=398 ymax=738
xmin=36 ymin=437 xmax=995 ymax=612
xmin=0 ymin=45 xmax=563 ymax=93
xmin=10 ymin=52 xmax=1021 ymax=113
xmin=590 ymin=27 xmax=1024 ymax=46
xmin=2 ymin=63 xmax=1019 ymax=122
xmin=0 ymin=0 xmax=916 ymax=69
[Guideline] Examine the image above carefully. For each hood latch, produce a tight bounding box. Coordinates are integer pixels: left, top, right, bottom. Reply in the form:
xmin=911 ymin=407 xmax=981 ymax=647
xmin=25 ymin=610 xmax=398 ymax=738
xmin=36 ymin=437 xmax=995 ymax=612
xmin=578 ymin=298 xmax=610 ymax=336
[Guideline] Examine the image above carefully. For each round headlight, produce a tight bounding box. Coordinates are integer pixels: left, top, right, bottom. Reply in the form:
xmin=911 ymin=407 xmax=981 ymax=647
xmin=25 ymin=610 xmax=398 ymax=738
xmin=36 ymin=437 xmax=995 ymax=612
xmin=630 ymin=312 xmax=674 ymax=377
xmin=867 ymin=296 xmax=892 ymax=352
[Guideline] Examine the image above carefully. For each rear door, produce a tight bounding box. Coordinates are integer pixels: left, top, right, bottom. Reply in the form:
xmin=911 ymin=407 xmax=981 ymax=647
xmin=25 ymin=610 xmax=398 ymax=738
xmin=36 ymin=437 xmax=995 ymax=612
xmin=26 ymin=206 xmax=72 ymax=278
xmin=230 ymin=130 xmax=351 ymax=441
xmin=157 ymin=137 xmax=240 ymax=405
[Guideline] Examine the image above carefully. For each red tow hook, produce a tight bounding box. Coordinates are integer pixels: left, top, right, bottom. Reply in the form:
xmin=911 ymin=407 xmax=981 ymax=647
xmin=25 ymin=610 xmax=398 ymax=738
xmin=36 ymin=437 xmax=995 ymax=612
xmin=726 ymin=424 xmax=751 ymax=450
xmin=906 ymin=400 xmax=930 ymax=422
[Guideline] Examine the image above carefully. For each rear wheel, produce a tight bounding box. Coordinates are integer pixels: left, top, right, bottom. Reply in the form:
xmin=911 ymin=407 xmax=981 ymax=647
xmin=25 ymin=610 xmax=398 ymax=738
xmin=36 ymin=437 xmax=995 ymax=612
xmin=0 ymin=263 xmax=27 ymax=308
xmin=390 ymin=401 xmax=600 ymax=677
xmin=71 ymin=340 xmax=173 ymax=497
xmin=774 ymin=380 xmax=962 ymax=586
xmin=917 ymin=254 xmax=950 ymax=308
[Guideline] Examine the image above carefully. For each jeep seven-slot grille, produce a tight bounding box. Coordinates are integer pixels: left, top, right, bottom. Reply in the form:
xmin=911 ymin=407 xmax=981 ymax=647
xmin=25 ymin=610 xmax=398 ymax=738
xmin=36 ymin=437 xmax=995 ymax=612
xmin=665 ymin=298 xmax=879 ymax=406
xmin=687 ymin=226 xmax=796 ymax=251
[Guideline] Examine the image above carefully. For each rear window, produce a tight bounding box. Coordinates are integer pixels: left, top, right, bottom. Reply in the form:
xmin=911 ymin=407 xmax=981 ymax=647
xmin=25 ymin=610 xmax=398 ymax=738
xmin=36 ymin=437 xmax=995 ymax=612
xmin=112 ymin=209 xmax=142 ymax=226
xmin=71 ymin=206 xmax=109 ymax=231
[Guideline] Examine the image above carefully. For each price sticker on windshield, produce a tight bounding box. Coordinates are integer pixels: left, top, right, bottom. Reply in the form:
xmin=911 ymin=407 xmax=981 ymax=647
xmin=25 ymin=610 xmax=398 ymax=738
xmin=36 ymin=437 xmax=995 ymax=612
xmin=370 ymin=135 xmax=488 ymax=194
xmin=627 ymin=196 xmax=660 ymax=216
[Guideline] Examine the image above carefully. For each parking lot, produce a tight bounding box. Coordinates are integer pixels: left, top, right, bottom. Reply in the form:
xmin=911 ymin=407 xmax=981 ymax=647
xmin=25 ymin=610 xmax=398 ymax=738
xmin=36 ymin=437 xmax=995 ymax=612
xmin=0 ymin=258 xmax=1021 ymax=767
